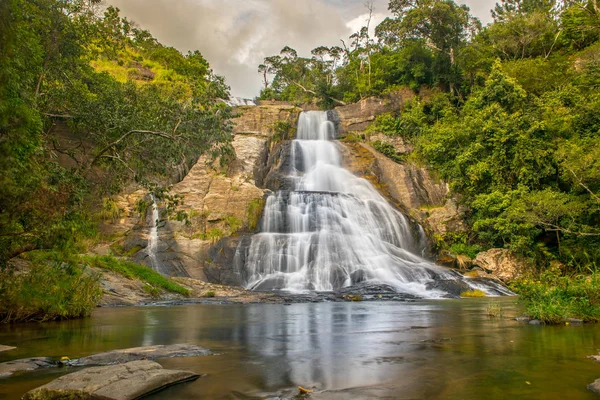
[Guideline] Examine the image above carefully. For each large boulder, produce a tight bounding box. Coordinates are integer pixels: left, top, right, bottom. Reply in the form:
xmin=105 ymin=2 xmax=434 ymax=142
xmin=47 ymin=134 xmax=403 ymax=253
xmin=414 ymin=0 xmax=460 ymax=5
xmin=332 ymin=90 xmax=413 ymax=135
xmin=232 ymin=104 xmax=301 ymax=136
xmin=22 ymin=360 xmax=199 ymax=400
xmin=473 ymin=249 xmax=526 ymax=281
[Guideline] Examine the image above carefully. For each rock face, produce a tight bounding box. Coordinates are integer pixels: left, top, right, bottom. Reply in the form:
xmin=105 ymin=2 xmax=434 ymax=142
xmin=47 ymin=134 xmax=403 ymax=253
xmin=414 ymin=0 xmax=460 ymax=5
xmin=473 ymin=249 xmax=526 ymax=281
xmin=332 ymin=90 xmax=414 ymax=135
xmin=67 ymin=344 xmax=211 ymax=367
xmin=107 ymin=104 xmax=302 ymax=281
xmin=232 ymin=104 xmax=301 ymax=135
xmin=22 ymin=360 xmax=199 ymax=400
xmin=0 ymin=357 xmax=55 ymax=378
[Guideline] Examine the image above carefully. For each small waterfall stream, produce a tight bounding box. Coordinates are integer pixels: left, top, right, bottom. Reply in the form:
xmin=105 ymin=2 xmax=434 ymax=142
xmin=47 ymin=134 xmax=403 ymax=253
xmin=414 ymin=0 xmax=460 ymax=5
xmin=243 ymin=111 xmax=510 ymax=298
xmin=147 ymin=194 xmax=160 ymax=271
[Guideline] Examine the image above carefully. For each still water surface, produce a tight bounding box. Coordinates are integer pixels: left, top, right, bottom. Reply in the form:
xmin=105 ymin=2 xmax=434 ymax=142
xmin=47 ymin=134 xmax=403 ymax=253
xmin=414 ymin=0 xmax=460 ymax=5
xmin=1 ymin=299 xmax=599 ymax=399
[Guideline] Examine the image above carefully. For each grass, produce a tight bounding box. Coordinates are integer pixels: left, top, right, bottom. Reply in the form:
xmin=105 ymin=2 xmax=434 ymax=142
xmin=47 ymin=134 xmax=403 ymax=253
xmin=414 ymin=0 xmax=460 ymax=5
xmin=82 ymin=255 xmax=190 ymax=296
xmin=486 ymin=302 xmax=504 ymax=318
xmin=460 ymin=289 xmax=487 ymax=298
xmin=509 ymin=267 xmax=600 ymax=324
xmin=247 ymin=198 xmax=265 ymax=231
xmin=202 ymin=291 xmax=216 ymax=298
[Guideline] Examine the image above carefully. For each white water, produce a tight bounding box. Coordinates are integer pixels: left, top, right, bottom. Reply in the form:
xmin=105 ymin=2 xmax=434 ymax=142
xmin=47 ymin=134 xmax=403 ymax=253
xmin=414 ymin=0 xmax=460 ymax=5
xmin=147 ymin=194 xmax=160 ymax=271
xmin=244 ymin=111 xmax=510 ymax=298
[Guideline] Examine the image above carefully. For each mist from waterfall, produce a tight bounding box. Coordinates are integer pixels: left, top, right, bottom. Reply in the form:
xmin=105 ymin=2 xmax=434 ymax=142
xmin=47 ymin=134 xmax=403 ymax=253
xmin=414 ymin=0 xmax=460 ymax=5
xmin=243 ymin=111 xmax=508 ymax=298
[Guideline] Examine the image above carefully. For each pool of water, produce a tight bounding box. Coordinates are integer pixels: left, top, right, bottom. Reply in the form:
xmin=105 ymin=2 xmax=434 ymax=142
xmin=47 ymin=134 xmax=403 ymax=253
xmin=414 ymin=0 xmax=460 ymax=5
xmin=1 ymin=298 xmax=599 ymax=399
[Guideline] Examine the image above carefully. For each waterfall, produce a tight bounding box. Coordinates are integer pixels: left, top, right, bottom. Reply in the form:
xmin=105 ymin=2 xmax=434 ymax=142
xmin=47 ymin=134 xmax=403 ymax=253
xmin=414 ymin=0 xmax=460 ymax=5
xmin=147 ymin=194 xmax=160 ymax=271
xmin=243 ymin=111 xmax=510 ymax=298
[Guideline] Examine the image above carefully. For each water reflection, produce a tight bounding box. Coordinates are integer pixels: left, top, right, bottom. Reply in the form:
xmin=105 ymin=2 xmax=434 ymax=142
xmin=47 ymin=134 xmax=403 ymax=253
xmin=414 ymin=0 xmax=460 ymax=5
xmin=1 ymin=300 xmax=599 ymax=399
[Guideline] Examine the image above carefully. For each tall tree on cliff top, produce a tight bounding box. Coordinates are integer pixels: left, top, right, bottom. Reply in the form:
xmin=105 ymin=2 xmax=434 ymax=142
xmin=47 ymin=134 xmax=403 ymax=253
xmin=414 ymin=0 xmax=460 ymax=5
xmin=376 ymin=0 xmax=480 ymax=93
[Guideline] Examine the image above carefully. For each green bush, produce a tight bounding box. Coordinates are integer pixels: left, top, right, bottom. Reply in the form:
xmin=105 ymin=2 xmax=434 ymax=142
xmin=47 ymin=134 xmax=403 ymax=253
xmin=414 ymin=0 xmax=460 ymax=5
xmin=202 ymin=291 xmax=216 ymax=298
xmin=373 ymin=141 xmax=406 ymax=163
xmin=82 ymin=255 xmax=190 ymax=296
xmin=247 ymin=198 xmax=265 ymax=231
xmin=510 ymin=267 xmax=600 ymax=323
xmin=0 ymin=257 xmax=102 ymax=323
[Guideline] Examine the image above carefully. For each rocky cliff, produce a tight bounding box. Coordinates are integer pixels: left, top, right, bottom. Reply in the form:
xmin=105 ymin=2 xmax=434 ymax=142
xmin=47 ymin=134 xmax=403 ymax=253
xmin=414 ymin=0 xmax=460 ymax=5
xmin=106 ymin=104 xmax=302 ymax=281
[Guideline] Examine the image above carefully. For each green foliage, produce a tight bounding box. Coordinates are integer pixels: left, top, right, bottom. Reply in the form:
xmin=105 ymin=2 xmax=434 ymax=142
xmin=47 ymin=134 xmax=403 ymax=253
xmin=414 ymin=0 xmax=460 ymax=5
xmin=449 ymin=243 xmax=482 ymax=259
xmin=510 ymin=267 xmax=600 ymax=323
xmin=202 ymin=291 xmax=216 ymax=298
xmin=205 ymin=228 xmax=225 ymax=243
xmin=248 ymin=198 xmax=266 ymax=231
xmin=82 ymin=255 xmax=190 ymax=296
xmin=0 ymin=0 xmax=232 ymax=268
xmin=225 ymin=215 xmax=242 ymax=234
xmin=0 ymin=252 xmax=102 ymax=323
xmin=372 ymin=141 xmax=406 ymax=163
xmin=460 ymin=290 xmax=486 ymax=298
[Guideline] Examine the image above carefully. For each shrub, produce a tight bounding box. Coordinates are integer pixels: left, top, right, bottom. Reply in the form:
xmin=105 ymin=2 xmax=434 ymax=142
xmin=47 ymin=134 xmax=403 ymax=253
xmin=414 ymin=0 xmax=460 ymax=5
xmin=202 ymin=291 xmax=216 ymax=298
xmin=510 ymin=267 xmax=600 ymax=323
xmin=0 ymin=256 xmax=102 ymax=323
xmin=460 ymin=290 xmax=486 ymax=298
xmin=83 ymin=255 xmax=190 ymax=296
xmin=372 ymin=141 xmax=406 ymax=163
xmin=247 ymin=198 xmax=265 ymax=231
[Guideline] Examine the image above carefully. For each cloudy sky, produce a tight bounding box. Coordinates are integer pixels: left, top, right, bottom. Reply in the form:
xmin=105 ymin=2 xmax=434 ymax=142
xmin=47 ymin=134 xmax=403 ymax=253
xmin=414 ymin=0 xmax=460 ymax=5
xmin=108 ymin=0 xmax=498 ymax=98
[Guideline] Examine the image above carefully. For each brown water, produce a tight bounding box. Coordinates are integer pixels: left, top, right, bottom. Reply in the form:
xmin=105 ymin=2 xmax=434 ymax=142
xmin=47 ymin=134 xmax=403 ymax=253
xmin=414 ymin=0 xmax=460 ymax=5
xmin=1 ymin=298 xmax=599 ymax=399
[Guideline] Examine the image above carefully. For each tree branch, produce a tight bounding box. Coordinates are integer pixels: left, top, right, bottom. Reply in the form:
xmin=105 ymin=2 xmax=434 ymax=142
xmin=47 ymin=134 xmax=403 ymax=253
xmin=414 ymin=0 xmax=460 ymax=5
xmin=291 ymin=81 xmax=346 ymax=106
xmin=566 ymin=166 xmax=600 ymax=204
xmin=538 ymin=221 xmax=600 ymax=237
xmin=89 ymin=129 xmax=179 ymax=168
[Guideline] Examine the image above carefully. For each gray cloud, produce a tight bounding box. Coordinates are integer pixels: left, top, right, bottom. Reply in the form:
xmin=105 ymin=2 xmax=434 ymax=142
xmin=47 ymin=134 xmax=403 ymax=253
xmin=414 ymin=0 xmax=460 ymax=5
xmin=108 ymin=0 xmax=496 ymax=98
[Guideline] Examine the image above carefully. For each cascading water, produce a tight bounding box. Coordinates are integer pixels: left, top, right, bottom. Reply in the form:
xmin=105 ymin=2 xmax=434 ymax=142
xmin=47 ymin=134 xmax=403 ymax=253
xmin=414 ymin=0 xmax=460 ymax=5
xmin=243 ymin=111 xmax=510 ymax=298
xmin=147 ymin=194 xmax=160 ymax=271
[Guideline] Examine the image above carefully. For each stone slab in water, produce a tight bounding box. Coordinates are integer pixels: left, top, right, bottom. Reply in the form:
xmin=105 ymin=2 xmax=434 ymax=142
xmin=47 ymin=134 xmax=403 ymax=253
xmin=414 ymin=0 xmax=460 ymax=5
xmin=68 ymin=344 xmax=211 ymax=366
xmin=589 ymin=355 xmax=600 ymax=363
xmin=22 ymin=360 xmax=199 ymax=400
xmin=588 ymin=379 xmax=600 ymax=395
xmin=0 ymin=345 xmax=16 ymax=353
xmin=0 ymin=357 xmax=56 ymax=378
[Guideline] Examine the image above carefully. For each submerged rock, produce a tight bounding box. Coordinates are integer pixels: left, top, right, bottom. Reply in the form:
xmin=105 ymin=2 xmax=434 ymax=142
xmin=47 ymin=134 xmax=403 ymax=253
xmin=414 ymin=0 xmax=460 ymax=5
xmin=22 ymin=360 xmax=199 ymax=400
xmin=67 ymin=344 xmax=211 ymax=367
xmin=0 ymin=345 xmax=16 ymax=353
xmin=0 ymin=357 xmax=56 ymax=378
xmin=588 ymin=379 xmax=600 ymax=395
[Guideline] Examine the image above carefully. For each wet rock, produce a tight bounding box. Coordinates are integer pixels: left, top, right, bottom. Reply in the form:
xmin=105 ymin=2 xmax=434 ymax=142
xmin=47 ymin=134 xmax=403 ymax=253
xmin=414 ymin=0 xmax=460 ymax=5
xmin=0 ymin=357 xmax=56 ymax=378
xmin=588 ymin=379 xmax=600 ymax=395
xmin=567 ymin=318 xmax=584 ymax=324
xmin=515 ymin=317 xmax=531 ymax=322
xmin=425 ymin=279 xmax=472 ymax=298
xmin=474 ymin=249 xmax=528 ymax=281
xmin=0 ymin=345 xmax=16 ymax=353
xmin=588 ymin=354 xmax=600 ymax=363
xmin=22 ymin=360 xmax=199 ymax=400
xmin=529 ymin=320 xmax=543 ymax=325
xmin=67 ymin=344 xmax=211 ymax=367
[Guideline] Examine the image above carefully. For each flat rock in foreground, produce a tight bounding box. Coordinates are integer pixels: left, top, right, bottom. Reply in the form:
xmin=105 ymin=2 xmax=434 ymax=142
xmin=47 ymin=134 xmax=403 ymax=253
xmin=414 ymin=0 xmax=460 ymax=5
xmin=0 ymin=345 xmax=16 ymax=353
xmin=588 ymin=379 xmax=600 ymax=395
xmin=23 ymin=360 xmax=199 ymax=400
xmin=68 ymin=343 xmax=211 ymax=366
xmin=589 ymin=354 xmax=600 ymax=363
xmin=0 ymin=357 xmax=55 ymax=378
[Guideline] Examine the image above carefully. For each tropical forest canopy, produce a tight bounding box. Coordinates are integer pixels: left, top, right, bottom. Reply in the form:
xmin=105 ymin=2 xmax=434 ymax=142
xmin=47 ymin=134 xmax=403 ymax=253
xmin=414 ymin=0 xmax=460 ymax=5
xmin=259 ymin=0 xmax=600 ymax=271
xmin=0 ymin=0 xmax=233 ymax=268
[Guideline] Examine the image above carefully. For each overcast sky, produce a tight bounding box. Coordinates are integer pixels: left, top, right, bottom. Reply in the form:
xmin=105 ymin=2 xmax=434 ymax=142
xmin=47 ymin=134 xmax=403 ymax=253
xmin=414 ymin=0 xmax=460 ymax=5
xmin=107 ymin=0 xmax=498 ymax=98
